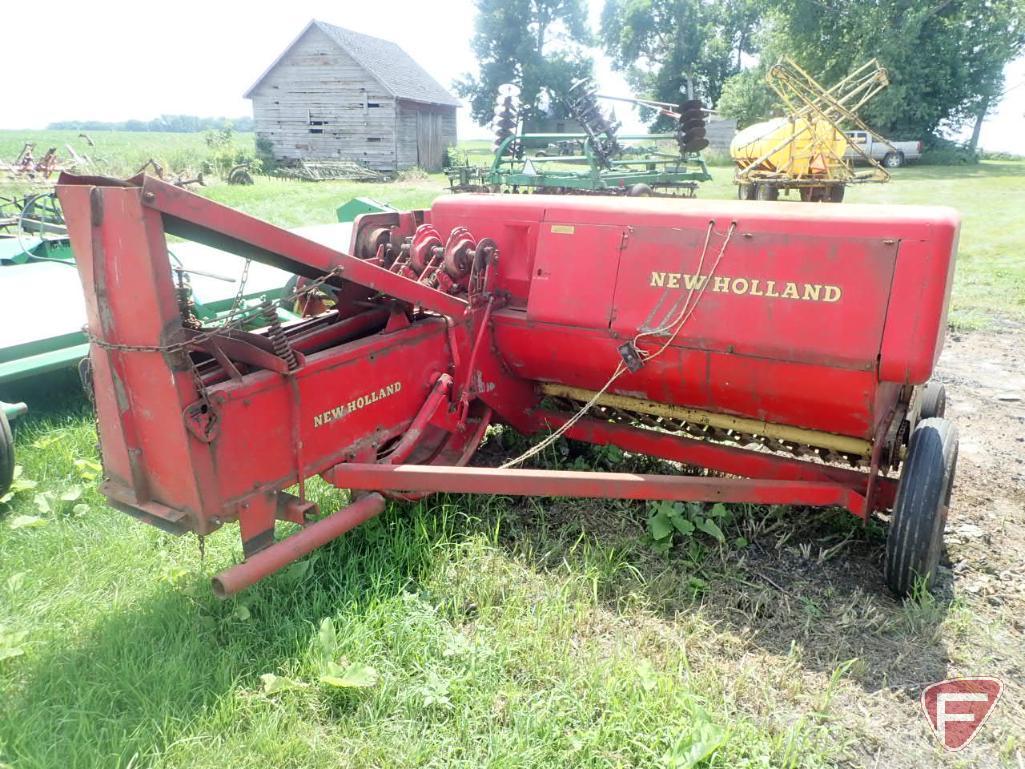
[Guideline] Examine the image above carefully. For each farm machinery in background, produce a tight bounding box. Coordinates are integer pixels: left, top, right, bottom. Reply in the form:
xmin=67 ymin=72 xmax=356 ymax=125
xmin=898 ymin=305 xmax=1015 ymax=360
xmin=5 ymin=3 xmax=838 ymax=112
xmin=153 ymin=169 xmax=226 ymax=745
xmin=447 ymin=80 xmax=712 ymax=197
xmin=55 ymin=172 xmax=959 ymax=599
xmin=730 ymin=58 xmax=898 ymax=202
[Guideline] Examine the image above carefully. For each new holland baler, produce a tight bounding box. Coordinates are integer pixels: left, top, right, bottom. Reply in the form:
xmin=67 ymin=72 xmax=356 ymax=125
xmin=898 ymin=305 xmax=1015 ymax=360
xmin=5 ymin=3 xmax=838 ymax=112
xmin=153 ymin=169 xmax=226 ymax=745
xmin=55 ymin=173 xmax=959 ymax=597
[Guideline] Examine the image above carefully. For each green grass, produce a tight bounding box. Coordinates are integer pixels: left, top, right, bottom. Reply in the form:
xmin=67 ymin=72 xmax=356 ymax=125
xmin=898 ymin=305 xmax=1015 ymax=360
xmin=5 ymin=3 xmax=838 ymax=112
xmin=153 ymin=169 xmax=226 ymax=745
xmin=203 ymin=176 xmax=444 ymax=226
xmin=1 ymin=133 xmax=1023 ymax=768
xmin=0 ymin=405 xmax=846 ymax=768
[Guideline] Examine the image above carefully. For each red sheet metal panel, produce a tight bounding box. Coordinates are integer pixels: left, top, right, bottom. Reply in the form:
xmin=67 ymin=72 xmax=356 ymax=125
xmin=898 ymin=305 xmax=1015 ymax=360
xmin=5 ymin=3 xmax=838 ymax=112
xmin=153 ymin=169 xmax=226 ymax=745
xmin=434 ymin=194 xmax=958 ymax=439
xmin=207 ymin=321 xmax=450 ymax=503
xmin=879 ymin=231 xmax=960 ymax=383
xmin=609 ymin=227 xmax=898 ymax=371
xmin=491 ymin=314 xmax=880 ymax=438
xmin=526 ymin=223 xmax=625 ymax=327
xmin=59 ymin=185 xmax=210 ymax=523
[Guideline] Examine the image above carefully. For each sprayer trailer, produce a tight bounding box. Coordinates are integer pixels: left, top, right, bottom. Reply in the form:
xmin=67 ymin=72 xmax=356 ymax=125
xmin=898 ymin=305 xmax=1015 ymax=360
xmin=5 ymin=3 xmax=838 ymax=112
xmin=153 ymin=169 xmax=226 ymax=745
xmin=56 ymin=174 xmax=959 ymax=598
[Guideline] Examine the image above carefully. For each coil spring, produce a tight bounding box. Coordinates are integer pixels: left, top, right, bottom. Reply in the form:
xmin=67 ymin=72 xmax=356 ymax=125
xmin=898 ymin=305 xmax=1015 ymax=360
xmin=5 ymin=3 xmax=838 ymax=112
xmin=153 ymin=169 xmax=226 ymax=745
xmin=261 ymin=299 xmax=299 ymax=371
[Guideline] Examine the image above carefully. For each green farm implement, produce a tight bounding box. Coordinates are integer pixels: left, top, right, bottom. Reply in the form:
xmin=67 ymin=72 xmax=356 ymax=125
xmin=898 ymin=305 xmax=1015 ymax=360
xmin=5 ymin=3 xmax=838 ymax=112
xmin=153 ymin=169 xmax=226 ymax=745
xmin=449 ymin=132 xmax=711 ymax=197
xmin=447 ymin=79 xmax=713 ymax=197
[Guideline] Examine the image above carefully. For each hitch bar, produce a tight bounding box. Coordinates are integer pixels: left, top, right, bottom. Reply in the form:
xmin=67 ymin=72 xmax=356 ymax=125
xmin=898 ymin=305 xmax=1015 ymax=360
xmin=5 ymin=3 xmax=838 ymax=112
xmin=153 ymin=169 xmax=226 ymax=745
xmin=212 ymin=493 xmax=386 ymax=598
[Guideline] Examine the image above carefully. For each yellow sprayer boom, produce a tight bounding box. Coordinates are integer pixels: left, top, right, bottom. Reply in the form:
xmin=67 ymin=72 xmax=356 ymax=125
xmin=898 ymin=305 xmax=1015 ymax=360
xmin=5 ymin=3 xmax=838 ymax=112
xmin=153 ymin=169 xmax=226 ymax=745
xmin=730 ymin=57 xmax=897 ymax=202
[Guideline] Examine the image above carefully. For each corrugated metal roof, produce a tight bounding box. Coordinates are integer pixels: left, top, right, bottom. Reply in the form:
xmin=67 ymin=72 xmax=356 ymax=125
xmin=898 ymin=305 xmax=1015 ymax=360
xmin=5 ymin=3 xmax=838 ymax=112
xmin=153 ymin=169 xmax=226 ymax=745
xmin=244 ymin=20 xmax=460 ymax=107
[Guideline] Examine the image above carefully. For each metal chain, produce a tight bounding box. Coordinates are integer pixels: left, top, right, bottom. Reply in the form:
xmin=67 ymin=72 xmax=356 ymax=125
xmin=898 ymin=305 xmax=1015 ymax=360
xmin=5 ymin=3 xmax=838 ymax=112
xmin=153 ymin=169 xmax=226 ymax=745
xmin=84 ymin=265 xmax=346 ymax=354
xmin=227 ymin=258 xmax=252 ymax=319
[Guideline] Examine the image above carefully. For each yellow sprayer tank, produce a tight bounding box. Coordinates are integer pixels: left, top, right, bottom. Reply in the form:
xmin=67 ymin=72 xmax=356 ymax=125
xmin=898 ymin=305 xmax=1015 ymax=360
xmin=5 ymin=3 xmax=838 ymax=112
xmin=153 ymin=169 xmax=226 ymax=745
xmin=730 ymin=117 xmax=846 ymax=177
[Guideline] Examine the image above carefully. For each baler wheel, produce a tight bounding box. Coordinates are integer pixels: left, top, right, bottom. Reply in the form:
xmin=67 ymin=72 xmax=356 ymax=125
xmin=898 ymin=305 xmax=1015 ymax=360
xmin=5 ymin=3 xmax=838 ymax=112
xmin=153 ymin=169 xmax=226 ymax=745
xmin=0 ymin=410 xmax=13 ymax=498
xmin=918 ymin=381 xmax=946 ymax=420
xmin=884 ymin=418 xmax=958 ymax=597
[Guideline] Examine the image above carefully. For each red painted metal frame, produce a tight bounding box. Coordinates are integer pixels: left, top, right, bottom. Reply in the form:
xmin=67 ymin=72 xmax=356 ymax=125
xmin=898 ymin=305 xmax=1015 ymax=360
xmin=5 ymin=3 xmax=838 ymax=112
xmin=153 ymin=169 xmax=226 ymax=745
xmin=324 ymin=464 xmax=863 ymax=510
xmin=540 ymin=411 xmax=898 ymax=517
xmin=139 ymin=175 xmax=470 ymax=319
xmin=213 ymin=493 xmax=386 ymax=597
xmin=54 ymin=174 xmax=958 ymax=595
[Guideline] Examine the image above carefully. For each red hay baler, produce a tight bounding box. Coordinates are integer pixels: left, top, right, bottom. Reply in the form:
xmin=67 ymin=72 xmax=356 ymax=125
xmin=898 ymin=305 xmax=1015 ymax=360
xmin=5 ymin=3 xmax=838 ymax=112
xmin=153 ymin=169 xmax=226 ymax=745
xmin=56 ymin=174 xmax=960 ymax=597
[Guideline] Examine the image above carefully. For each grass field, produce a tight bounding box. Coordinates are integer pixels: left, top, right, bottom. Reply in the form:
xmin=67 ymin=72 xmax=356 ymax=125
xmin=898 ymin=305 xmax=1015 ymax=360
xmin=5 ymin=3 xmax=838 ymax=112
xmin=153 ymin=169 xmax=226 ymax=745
xmin=1 ymin=131 xmax=1024 ymax=768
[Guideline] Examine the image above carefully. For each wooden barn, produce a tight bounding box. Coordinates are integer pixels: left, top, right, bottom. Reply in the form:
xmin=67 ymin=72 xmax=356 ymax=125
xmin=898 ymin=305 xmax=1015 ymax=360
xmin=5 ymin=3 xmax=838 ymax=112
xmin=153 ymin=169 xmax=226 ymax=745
xmin=245 ymin=20 xmax=459 ymax=172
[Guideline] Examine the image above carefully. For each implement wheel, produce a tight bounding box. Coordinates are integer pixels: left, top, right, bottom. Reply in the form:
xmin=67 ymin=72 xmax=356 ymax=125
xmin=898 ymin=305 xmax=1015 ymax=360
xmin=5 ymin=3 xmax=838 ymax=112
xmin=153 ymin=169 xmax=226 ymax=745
xmin=754 ymin=183 xmax=778 ymax=201
xmin=0 ymin=410 xmax=13 ymax=498
xmin=918 ymin=381 xmax=946 ymax=420
xmin=737 ymin=183 xmax=755 ymax=200
xmin=884 ymin=418 xmax=958 ymax=597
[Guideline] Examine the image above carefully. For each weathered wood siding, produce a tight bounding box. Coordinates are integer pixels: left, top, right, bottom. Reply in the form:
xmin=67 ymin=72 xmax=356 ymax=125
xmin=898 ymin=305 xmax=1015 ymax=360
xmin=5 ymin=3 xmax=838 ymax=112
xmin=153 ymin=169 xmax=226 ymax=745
xmin=397 ymin=101 xmax=457 ymax=172
xmin=250 ymin=26 xmax=399 ymax=170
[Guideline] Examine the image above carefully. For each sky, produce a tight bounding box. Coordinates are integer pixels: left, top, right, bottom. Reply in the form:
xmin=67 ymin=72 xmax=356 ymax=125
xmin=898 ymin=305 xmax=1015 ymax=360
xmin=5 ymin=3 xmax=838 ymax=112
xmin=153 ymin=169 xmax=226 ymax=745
xmin=2 ymin=0 xmax=1022 ymax=151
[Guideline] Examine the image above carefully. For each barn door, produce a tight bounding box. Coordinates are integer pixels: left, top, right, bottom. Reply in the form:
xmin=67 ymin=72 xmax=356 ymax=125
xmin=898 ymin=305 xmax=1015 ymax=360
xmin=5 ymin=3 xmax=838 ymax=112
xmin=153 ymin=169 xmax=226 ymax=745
xmin=416 ymin=110 xmax=444 ymax=172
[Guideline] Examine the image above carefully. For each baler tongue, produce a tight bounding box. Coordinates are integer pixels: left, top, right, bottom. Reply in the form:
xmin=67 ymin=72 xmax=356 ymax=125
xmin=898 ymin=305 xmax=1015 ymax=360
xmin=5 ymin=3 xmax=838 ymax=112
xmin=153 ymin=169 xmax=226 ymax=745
xmin=56 ymin=174 xmax=960 ymax=598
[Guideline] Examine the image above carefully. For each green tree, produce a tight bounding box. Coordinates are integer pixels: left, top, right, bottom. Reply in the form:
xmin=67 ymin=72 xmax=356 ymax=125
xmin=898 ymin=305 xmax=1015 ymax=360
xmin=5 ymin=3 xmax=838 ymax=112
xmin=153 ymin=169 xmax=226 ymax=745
xmin=600 ymin=0 xmax=761 ymax=126
xmin=762 ymin=0 xmax=1025 ymax=138
xmin=715 ymin=67 xmax=776 ymax=127
xmin=454 ymin=0 xmax=594 ymax=126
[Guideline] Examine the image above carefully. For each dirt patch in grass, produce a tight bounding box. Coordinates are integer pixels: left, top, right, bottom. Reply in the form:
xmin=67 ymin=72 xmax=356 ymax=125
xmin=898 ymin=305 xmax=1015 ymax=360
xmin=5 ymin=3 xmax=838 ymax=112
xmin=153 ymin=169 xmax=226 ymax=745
xmin=696 ymin=326 xmax=1025 ymax=767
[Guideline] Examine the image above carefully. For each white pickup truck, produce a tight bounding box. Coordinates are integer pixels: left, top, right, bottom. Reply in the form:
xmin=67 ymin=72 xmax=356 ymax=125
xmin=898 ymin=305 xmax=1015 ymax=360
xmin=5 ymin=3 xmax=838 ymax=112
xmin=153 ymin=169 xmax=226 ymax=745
xmin=844 ymin=130 xmax=922 ymax=168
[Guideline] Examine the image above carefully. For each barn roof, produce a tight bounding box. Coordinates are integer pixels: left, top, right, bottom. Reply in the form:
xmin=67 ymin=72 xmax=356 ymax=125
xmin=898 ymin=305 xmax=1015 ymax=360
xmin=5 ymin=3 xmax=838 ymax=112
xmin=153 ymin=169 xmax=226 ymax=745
xmin=244 ymin=20 xmax=461 ymax=107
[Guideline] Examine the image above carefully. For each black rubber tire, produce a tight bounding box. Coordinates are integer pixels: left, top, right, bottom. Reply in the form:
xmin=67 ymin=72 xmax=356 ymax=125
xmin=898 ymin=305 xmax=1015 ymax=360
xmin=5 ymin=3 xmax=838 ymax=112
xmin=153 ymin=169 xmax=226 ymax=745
xmin=829 ymin=184 xmax=846 ymax=203
xmin=0 ymin=410 xmax=14 ymax=498
xmin=918 ymin=381 xmax=946 ymax=420
xmin=737 ymin=183 xmax=755 ymax=200
xmin=754 ymin=183 xmax=778 ymax=201
xmin=628 ymin=183 xmax=653 ymax=197
xmin=883 ymin=152 xmax=904 ymax=169
xmin=884 ymin=418 xmax=958 ymax=597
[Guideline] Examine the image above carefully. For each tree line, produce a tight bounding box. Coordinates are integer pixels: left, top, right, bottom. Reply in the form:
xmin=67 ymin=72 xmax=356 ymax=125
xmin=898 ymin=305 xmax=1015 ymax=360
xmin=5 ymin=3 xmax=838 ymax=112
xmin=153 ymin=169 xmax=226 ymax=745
xmin=47 ymin=115 xmax=255 ymax=133
xmin=455 ymin=0 xmax=1025 ymax=146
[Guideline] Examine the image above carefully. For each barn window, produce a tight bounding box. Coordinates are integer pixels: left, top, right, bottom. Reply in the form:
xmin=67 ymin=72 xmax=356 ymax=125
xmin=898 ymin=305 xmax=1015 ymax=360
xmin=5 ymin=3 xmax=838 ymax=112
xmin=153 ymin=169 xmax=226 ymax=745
xmin=308 ymin=109 xmax=327 ymax=134
xmin=367 ymin=102 xmax=381 ymax=108
xmin=366 ymin=137 xmax=383 ymax=142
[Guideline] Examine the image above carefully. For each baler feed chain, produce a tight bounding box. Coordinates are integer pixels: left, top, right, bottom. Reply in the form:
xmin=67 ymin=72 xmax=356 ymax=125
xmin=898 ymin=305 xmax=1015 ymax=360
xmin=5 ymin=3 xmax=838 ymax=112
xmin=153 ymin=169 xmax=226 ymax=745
xmin=547 ymin=395 xmax=872 ymax=468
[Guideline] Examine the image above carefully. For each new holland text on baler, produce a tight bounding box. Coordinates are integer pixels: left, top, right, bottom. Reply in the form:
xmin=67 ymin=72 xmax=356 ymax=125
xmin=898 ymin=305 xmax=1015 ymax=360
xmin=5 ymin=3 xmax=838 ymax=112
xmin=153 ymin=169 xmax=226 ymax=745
xmin=55 ymin=174 xmax=959 ymax=597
